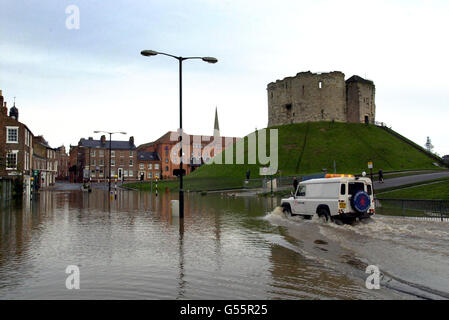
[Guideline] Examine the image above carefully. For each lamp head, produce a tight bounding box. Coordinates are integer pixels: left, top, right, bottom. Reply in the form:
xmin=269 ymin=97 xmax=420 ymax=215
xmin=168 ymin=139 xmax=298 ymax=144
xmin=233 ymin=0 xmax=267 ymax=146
xmin=202 ymin=57 xmax=218 ymax=64
xmin=141 ymin=50 xmax=158 ymax=57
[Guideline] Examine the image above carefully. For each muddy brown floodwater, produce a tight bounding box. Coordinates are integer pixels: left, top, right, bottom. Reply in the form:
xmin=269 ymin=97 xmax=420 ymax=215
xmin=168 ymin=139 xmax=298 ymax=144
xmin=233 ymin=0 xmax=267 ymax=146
xmin=0 ymin=186 xmax=447 ymax=299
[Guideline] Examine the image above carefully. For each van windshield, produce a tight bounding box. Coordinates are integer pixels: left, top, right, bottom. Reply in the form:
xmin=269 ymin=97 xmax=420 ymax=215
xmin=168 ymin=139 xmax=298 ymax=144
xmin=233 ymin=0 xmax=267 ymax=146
xmin=348 ymin=182 xmax=365 ymax=196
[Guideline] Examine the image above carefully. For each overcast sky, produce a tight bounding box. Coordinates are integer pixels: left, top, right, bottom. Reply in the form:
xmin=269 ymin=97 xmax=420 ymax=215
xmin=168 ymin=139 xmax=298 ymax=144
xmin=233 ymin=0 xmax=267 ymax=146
xmin=1 ymin=0 xmax=448 ymax=156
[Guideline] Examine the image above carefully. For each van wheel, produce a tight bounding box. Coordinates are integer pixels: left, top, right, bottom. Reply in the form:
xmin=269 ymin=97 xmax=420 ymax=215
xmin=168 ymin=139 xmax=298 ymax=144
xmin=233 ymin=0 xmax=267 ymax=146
xmin=282 ymin=205 xmax=292 ymax=217
xmin=317 ymin=208 xmax=330 ymax=223
xmin=333 ymin=217 xmax=344 ymax=225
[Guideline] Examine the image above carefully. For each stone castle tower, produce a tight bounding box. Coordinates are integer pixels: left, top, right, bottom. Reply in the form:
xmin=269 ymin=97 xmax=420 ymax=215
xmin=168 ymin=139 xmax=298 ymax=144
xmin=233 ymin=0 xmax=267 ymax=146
xmin=267 ymin=71 xmax=375 ymax=127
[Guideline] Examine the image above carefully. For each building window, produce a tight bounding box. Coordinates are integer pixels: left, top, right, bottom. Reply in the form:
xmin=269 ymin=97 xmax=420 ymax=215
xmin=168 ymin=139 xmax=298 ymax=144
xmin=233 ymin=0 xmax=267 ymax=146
xmin=155 ymin=164 xmax=159 ymax=170
xmin=319 ymin=81 xmax=322 ymax=89
xmin=99 ymin=168 xmax=104 ymax=177
xmin=111 ymin=159 xmax=115 ymax=166
xmin=148 ymin=163 xmax=152 ymax=170
xmin=111 ymin=170 xmax=116 ymax=177
xmin=139 ymin=163 xmax=144 ymax=170
xmin=148 ymin=171 xmax=152 ymax=179
xmin=91 ymin=170 xmax=96 ymax=177
xmin=129 ymin=170 xmax=133 ymax=177
xmin=130 ymin=151 xmax=133 ymax=157
xmin=99 ymin=150 xmax=104 ymax=157
xmin=99 ymin=159 xmax=104 ymax=166
xmin=155 ymin=172 xmax=160 ymax=179
xmin=111 ymin=150 xmax=115 ymax=157
xmin=165 ymin=158 xmax=168 ymax=163
xmin=6 ymin=127 xmax=19 ymax=143
xmin=165 ymin=166 xmax=169 ymax=172
xmin=129 ymin=159 xmax=133 ymax=166
xmin=6 ymin=151 xmax=18 ymax=169
xmin=124 ymin=170 xmax=128 ymax=177
xmin=91 ymin=159 xmax=96 ymax=166
xmin=91 ymin=150 xmax=96 ymax=157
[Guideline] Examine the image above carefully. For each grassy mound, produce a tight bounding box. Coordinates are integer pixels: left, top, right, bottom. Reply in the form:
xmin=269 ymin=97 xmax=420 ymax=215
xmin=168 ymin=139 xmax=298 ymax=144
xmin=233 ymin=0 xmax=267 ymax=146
xmin=190 ymin=122 xmax=441 ymax=178
xmin=128 ymin=122 xmax=444 ymax=192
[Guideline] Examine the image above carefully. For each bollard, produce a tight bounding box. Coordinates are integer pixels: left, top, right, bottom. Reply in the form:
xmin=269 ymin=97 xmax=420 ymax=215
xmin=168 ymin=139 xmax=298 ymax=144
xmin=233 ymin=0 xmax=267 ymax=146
xmin=171 ymin=200 xmax=179 ymax=216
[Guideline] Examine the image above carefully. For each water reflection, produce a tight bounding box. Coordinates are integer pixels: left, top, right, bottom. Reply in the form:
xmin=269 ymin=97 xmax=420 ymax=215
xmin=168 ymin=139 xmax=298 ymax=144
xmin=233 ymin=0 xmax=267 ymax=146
xmin=0 ymin=188 xmax=385 ymax=299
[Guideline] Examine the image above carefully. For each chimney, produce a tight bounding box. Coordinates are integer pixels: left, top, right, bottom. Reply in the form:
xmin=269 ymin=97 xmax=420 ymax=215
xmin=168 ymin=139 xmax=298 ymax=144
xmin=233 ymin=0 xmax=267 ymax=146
xmin=0 ymin=90 xmax=3 ymax=107
xmin=88 ymin=137 xmax=93 ymax=140
xmin=129 ymin=136 xmax=134 ymax=145
xmin=1 ymin=101 xmax=7 ymax=116
xmin=100 ymin=135 xmax=106 ymax=144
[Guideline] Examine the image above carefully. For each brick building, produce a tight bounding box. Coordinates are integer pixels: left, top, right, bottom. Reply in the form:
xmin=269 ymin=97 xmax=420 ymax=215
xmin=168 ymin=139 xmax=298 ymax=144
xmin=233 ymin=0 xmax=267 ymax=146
xmin=33 ymin=136 xmax=57 ymax=187
xmin=137 ymin=152 xmax=161 ymax=181
xmin=0 ymin=90 xmax=34 ymax=194
xmin=56 ymin=145 xmax=69 ymax=180
xmin=137 ymin=108 xmax=238 ymax=179
xmin=70 ymin=135 xmax=138 ymax=183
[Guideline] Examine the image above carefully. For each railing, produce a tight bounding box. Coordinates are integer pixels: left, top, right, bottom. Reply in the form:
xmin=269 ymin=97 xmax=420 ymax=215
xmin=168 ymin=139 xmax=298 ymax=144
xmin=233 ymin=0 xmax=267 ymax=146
xmin=375 ymin=122 xmax=447 ymax=167
xmin=375 ymin=198 xmax=449 ymax=221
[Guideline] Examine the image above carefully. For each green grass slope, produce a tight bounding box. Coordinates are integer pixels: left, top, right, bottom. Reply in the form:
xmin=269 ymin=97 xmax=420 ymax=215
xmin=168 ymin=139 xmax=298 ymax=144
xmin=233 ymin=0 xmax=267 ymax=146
xmin=189 ymin=122 xmax=442 ymax=179
xmin=127 ymin=122 xmax=445 ymax=192
xmin=378 ymin=178 xmax=449 ymax=200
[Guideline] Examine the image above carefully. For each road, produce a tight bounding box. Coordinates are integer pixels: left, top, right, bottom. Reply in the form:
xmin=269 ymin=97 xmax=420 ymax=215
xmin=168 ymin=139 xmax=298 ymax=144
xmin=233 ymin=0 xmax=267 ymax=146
xmin=374 ymin=171 xmax=449 ymax=190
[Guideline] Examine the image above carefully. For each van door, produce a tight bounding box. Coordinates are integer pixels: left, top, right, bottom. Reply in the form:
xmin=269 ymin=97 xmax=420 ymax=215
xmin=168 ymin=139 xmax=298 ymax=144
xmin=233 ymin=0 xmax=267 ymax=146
xmin=292 ymin=185 xmax=306 ymax=214
xmin=348 ymin=182 xmax=365 ymax=210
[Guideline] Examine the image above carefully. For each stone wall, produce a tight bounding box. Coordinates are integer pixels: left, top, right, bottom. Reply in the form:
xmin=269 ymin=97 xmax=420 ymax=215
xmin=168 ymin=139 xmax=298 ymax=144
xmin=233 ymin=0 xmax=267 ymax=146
xmin=267 ymin=71 xmax=375 ymax=126
xmin=346 ymin=76 xmax=376 ymax=124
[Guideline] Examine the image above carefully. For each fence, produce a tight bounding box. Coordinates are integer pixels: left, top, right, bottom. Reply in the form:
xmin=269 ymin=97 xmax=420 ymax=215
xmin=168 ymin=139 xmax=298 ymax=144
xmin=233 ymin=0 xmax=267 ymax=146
xmin=375 ymin=198 xmax=449 ymax=221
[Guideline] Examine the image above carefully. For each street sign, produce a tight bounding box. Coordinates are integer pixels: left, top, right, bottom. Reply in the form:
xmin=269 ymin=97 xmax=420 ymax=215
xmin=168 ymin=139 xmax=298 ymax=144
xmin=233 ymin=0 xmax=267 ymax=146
xmin=368 ymin=161 xmax=373 ymax=169
xmin=259 ymin=167 xmax=276 ymax=176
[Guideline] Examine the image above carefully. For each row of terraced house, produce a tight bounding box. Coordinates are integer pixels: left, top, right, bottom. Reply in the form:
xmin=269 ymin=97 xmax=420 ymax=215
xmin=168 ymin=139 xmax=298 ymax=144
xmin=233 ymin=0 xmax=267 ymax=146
xmin=0 ymin=90 xmax=70 ymax=200
xmin=69 ymin=108 xmax=238 ymax=183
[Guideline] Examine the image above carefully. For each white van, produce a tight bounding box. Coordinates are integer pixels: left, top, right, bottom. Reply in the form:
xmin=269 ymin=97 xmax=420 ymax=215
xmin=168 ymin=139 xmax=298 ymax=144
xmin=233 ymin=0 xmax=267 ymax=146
xmin=281 ymin=174 xmax=375 ymax=224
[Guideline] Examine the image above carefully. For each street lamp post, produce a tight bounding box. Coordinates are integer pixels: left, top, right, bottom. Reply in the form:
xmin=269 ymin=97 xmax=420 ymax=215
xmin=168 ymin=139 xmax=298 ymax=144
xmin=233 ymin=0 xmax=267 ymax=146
xmin=140 ymin=49 xmax=217 ymax=219
xmin=94 ymin=131 xmax=126 ymax=192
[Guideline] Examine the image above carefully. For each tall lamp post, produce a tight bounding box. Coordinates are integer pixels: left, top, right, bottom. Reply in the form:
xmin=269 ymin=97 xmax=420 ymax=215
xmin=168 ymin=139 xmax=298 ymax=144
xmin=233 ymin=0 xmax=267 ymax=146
xmin=94 ymin=130 xmax=126 ymax=192
xmin=140 ymin=49 xmax=217 ymax=219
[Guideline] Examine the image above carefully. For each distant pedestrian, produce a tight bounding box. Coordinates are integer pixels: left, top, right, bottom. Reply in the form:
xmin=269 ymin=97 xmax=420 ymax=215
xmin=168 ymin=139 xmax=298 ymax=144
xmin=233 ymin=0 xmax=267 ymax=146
xmin=246 ymin=169 xmax=250 ymax=180
xmin=293 ymin=176 xmax=299 ymax=192
xmin=378 ymin=169 xmax=384 ymax=183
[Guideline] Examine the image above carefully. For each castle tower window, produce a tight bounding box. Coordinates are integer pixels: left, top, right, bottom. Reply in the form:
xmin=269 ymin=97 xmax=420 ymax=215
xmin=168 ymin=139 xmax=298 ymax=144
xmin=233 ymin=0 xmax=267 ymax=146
xmin=318 ymin=81 xmax=322 ymax=89
xmin=285 ymin=104 xmax=292 ymax=111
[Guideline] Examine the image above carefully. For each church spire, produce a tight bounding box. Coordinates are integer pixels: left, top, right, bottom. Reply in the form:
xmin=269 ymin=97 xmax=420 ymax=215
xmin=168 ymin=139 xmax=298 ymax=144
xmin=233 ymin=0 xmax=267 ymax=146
xmin=214 ymin=106 xmax=219 ymax=132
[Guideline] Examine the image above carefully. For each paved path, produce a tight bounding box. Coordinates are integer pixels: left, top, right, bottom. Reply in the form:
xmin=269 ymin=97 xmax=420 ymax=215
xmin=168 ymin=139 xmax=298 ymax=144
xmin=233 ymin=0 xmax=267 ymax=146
xmin=374 ymin=171 xmax=449 ymax=190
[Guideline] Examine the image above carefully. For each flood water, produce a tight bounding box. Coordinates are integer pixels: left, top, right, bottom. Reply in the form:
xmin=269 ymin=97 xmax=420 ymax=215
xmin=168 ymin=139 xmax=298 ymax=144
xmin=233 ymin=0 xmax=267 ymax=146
xmin=0 ymin=185 xmax=448 ymax=299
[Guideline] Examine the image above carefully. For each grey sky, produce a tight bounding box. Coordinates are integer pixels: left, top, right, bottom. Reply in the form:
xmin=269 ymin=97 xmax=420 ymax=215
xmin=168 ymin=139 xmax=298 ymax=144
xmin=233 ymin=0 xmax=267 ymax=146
xmin=1 ymin=0 xmax=448 ymax=156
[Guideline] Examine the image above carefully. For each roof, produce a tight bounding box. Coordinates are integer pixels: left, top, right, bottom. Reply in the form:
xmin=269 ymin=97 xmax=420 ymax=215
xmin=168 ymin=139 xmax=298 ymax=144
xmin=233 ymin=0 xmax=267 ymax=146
xmin=345 ymin=75 xmax=374 ymax=85
xmin=79 ymin=138 xmax=136 ymax=150
xmin=137 ymin=151 xmax=160 ymax=161
xmin=301 ymin=177 xmax=371 ymax=184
